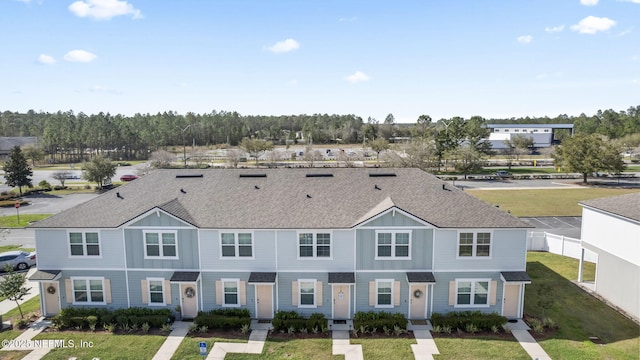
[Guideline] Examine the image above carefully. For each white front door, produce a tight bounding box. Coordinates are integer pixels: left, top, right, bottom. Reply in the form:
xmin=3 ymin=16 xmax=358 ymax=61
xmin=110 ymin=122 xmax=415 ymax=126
xmin=43 ymin=282 xmax=61 ymax=316
xmin=503 ymin=284 xmax=520 ymax=318
xmin=256 ymin=285 xmax=273 ymax=319
xmin=333 ymin=285 xmax=350 ymax=319
xmin=409 ymin=284 xmax=427 ymax=319
xmin=181 ymin=283 xmax=198 ymax=318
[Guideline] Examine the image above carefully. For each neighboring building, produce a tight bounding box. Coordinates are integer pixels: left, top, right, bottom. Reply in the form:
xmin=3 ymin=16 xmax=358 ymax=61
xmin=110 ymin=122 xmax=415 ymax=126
xmin=485 ymin=124 xmax=574 ymax=149
xmin=29 ymin=168 xmax=531 ymax=321
xmin=0 ymin=137 xmax=38 ymax=158
xmin=578 ymin=193 xmax=640 ymax=322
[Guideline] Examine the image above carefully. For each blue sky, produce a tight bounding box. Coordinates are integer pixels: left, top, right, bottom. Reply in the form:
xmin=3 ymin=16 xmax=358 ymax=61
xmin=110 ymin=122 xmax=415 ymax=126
xmin=1 ymin=0 xmax=639 ymax=122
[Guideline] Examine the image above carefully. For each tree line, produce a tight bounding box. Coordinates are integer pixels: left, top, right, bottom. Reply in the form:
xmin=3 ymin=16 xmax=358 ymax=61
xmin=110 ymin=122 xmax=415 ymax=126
xmin=0 ymin=106 xmax=638 ymax=162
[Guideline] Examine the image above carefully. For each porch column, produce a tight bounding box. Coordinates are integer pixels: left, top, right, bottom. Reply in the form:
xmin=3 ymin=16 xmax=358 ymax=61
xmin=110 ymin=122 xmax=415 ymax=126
xmin=577 ymin=248 xmax=584 ymax=282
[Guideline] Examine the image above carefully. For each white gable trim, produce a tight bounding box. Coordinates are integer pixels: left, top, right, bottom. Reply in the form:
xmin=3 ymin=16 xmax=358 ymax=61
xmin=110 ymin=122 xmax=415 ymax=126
xmin=354 ymin=206 xmax=436 ymax=229
xmin=122 ymin=207 xmax=196 ymax=229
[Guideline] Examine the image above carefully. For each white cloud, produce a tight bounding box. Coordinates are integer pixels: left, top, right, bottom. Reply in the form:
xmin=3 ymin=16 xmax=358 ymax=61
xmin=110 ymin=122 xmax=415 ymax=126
xmin=265 ymin=38 xmax=300 ymax=53
xmin=617 ymin=0 xmax=640 ymax=3
xmin=345 ymin=71 xmax=370 ymax=83
xmin=38 ymin=54 xmax=56 ymax=64
xmin=64 ymin=50 xmax=97 ymax=62
xmin=571 ymin=16 xmax=616 ymax=34
xmin=615 ymin=28 xmax=633 ymax=37
xmin=580 ymin=0 xmax=599 ymax=6
xmin=545 ymin=25 xmax=565 ymax=33
xmin=69 ymin=0 xmax=143 ymax=20
xmin=15 ymin=0 xmax=32 ymax=3
xmin=517 ymin=35 xmax=533 ymax=44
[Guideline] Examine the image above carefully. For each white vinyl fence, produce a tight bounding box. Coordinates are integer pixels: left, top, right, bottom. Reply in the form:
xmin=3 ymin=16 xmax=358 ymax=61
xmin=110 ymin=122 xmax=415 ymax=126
xmin=527 ymin=231 xmax=597 ymax=262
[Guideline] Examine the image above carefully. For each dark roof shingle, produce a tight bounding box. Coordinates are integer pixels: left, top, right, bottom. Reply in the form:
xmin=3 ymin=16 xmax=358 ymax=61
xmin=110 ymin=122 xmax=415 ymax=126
xmin=328 ymin=272 xmax=355 ymax=283
xmin=30 ymin=168 xmax=530 ymax=229
xmin=580 ymin=192 xmax=640 ymax=222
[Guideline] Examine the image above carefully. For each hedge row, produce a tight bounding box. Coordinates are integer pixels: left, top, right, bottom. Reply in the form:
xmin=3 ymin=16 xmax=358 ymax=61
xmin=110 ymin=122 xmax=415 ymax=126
xmin=271 ymin=311 xmax=327 ymax=332
xmin=430 ymin=311 xmax=507 ymax=332
xmin=51 ymin=307 xmax=173 ymax=330
xmin=194 ymin=308 xmax=251 ymax=330
xmin=353 ymin=311 xmax=408 ymax=330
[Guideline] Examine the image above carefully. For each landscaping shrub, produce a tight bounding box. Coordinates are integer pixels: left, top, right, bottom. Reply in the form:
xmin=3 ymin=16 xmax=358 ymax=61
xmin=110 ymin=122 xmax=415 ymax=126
xmin=430 ymin=311 xmax=507 ymax=333
xmin=353 ymin=311 xmax=407 ymax=332
xmin=271 ymin=311 xmax=327 ymax=332
xmin=52 ymin=307 xmax=172 ymax=330
xmin=194 ymin=308 xmax=251 ymax=330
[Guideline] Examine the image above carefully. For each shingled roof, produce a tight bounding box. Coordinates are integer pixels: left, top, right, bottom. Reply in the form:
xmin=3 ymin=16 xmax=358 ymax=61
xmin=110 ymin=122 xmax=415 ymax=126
xmin=30 ymin=168 xmax=530 ymax=229
xmin=579 ymin=192 xmax=640 ymax=222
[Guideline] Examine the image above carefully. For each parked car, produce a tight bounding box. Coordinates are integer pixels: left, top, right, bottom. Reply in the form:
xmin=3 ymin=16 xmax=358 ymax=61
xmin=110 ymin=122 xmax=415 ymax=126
xmin=0 ymin=251 xmax=36 ymax=271
xmin=495 ymin=170 xmax=512 ymax=178
xmin=120 ymin=174 xmax=138 ymax=182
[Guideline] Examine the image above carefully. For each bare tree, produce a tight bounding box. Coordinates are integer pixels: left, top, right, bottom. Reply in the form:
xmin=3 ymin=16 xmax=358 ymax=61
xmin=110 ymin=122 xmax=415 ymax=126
xmin=52 ymin=171 xmax=72 ymax=187
xmin=226 ymin=149 xmax=243 ymax=168
xmin=149 ymin=150 xmax=175 ymax=169
xmin=303 ymin=149 xmax=323 ymax=167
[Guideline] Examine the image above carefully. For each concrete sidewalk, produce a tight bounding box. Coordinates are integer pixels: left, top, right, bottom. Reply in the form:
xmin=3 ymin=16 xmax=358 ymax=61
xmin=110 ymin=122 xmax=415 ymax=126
xmin=151 ymin=321 xmax=191 ymax=360
xmin=505 ymin=319 xmax=552 ymax=360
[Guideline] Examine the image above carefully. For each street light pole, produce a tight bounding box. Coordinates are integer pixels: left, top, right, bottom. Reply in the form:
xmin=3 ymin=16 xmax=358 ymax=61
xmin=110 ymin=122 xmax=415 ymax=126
xmin=176 ymin=125 xmax=191 ymax=167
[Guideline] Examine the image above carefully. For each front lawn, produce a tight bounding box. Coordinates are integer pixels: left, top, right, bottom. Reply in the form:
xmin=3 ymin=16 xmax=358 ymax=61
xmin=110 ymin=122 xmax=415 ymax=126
xmin=0 ymin=214 xmax=52 ymax=228
xmin=171 ymin=336 xmax=247 ymax=360
xmin=526 ymin=252 xmax=640 ymax=359
xmin=350 ymin=337 xmax=416 ymax=359
xmin=226 ymin=338 xmax=338 ymax=360
xmin=0 ymin=245 xmax=36 ymax=253
xmin=467 ymin=188 xmax=640 ymax=216
xmin=2 ymin=296 xmax=41 ymax=321
xmin=433 ymin=337 xmax=529 ymax=359
xmin=35 ymin=332 xmax=167 ymax=360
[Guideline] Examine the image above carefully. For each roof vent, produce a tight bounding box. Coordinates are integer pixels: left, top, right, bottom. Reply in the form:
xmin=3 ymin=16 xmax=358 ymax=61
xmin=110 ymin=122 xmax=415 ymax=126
xmin=306 ymin=194 xmax=312 ymax=198
xmin=369 ymin=173 xmax=397 ymax=177
xmin=116 ymin=192 xmax=123 ymax=199
xmin=176 ymin=174 xmax=203 ymax=178
xmin=180 ymin=188 xmax=187 ymax=194
xmin=374 ymin=184 xmax=381 ymax=190
xmin=239 ymin=174 xmax=267 ymax=178
xmin=306 ymin=173 xmax=333 ymax=178
xmin=254 ymin=185 xmax=260 ymax=190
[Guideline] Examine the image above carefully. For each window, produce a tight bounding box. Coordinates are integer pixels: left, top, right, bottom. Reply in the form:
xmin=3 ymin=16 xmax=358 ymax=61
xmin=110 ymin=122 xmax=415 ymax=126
xmin=376 ymin=231 xmax=411 ymax=259
xmin=299 ymin=281 xmax=316 ymax=307
xmin=69 ymin=232 xmax=100 ymax=256
xmin=72 ymin=278 xmax=104 ymax=304
xmin=148 ymin=280 xmax=165 ymax=304
xmin=456 ymin=280 xmax=489 ymax=306
xmin=298 ymin=232 xmax=331 ymax=258
xmin=376 ymin=280 xmax=393 ymax=307
xmin=458 ymin=232 xmax=491 ymax=258
xmin=223 ymin=280 xmax=239 ymax=306
xmin=220 ymin=233 xmax=253 ymax=258
xmin=144 ymin=231 xmax=178 ymax=258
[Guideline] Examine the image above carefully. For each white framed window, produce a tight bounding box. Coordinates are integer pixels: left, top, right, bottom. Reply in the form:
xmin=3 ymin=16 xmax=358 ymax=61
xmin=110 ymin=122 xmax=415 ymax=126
xmin=455 ymin=279 xmax=490 ymax=307
xmin=147 ymin=278 xmax=166 ymax=306
xmin=298 ymin=280 xmax=316 ymax=308
xmin=375 ymin=231 xmax=411 ymax=259
xmin=220 ymin=232 xmax=253 ymax=258
xmin=298 ymin=232 xmax=331 ymax=258
xmin=457 ymin=231 xmax=491 ymax=258
xmin=376 ymin=279 xmax=394 ymax=308
xmin=144 ymin=231 xmax=178 ymax=259
xmin=222 ymin=279 xmax=240 ymax=307
xmin=69 ymin=232 xmax=101 ymax=257
xmin=71 ymin=277 xmax=105 ymax=305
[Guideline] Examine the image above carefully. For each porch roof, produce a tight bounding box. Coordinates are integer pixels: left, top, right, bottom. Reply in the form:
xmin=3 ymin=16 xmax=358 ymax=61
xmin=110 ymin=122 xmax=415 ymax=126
xmin=170 ymin=271 xmax=200 ymax=282
xmin=501 ymin=271 xmax=531 ymax=283
xmin=248 ymin=272 xmax=277 ymax=283
xmin=406 ymin=272 xmax=436 ymax=283
xmin=28 ymin=269 xmax=61 ymax=281
xmin=328 ymin=272 xmax=355 ymax=284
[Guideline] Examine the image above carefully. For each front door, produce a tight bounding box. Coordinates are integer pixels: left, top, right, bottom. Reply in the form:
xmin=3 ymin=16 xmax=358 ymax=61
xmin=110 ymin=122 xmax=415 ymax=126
xmin=503 ymin=284 xmax=520 ymax=318
xmin=256 ymin=285 xmax=273 ymax=319
xmin=410 ymin=284 xmax=427 ymax=319
xmin=333 ymin=285 xmax=350 ymax=319
xmin=181 ymin=283 xmax=198 ymax=318
xmin=43 ymin=282 xmax=60 ymax=316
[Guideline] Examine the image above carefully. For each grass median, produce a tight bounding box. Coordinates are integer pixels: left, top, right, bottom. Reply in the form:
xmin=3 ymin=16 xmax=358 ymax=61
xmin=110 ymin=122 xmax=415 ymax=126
xmin=467 ymin=188 xmax=640 ymax=216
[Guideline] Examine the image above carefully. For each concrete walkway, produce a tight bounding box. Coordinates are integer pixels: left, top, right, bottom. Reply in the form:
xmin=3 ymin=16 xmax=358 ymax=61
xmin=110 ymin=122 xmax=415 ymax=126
xmin=332 ymin=330 xmax=363 ymax=360
xmin=0 ymin=317 xmax=51 ymax=360
xmin=505 ymin=320 xmax=552 ymax=360
xmin=151 ymin=321 xmax=191 ymax=360
xmin=408 ymin=321 xmax=440 ymax=360
xmin=207 ymin=329 xmax=268 ymax=359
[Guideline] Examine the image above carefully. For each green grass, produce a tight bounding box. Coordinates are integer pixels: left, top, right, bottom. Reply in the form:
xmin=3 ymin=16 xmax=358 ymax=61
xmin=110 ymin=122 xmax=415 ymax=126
xmin=350 ymin=337 xmax=416 ymax=359
xmin=2 ymin=296 xmax=41 ymax=320
xmin=226 ymin=338 xmax=339 ymax=360
xmin=433 ymin=337 xmax=530 ymax=359
xmin=0 ymin=214 xmax=52 ymax=228
xmin=171 ymin=336 xmax=247 ymax=360
xmin=0 ymin=245 xmax=35 ymax=253
xmin=35 ymin=332 xmax=167 ymax=360
xmin=467 ymin=188 xmax=640 ymax=216
xmin=526 ymin=252 xmax=640 ymax=359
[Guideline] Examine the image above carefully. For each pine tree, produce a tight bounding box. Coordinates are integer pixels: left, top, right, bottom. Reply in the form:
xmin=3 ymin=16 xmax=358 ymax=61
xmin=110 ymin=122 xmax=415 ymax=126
xmin=3 ymin=146 xmax=33 ymax=195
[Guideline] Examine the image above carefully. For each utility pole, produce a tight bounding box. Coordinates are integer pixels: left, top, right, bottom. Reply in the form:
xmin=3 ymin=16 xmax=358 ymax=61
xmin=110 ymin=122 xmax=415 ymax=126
xmin=176 ymin=125 xmax=191 ymax=167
